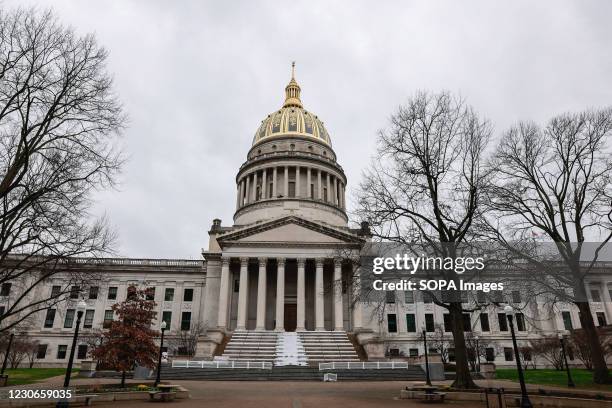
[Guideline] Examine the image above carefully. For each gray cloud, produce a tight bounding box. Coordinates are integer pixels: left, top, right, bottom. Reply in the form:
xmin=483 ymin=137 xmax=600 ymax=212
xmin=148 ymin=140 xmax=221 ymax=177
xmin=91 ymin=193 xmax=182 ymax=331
xmin=6 ymin=0 xmax=612 ymax=258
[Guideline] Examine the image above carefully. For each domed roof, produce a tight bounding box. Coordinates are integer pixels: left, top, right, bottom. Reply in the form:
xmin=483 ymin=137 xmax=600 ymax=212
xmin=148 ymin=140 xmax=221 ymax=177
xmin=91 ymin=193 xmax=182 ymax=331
xmin=252 ymin=63 xmax=332 ymax=147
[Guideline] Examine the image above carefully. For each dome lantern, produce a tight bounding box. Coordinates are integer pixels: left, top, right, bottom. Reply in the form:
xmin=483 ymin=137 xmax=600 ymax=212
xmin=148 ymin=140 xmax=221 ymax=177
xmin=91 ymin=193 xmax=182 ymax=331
xmin=283 ymin=62 xmax=302 ymax=108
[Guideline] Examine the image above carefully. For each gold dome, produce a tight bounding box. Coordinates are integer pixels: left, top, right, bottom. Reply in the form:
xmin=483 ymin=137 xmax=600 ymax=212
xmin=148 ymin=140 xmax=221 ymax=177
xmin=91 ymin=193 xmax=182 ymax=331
xmin=252 ymin=63 xmax=332 ymax=146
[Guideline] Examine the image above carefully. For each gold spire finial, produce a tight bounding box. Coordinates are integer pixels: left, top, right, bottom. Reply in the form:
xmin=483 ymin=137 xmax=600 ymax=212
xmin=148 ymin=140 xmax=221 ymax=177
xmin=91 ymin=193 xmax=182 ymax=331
xmin=283 ymin=61 xmax=302 ymax=108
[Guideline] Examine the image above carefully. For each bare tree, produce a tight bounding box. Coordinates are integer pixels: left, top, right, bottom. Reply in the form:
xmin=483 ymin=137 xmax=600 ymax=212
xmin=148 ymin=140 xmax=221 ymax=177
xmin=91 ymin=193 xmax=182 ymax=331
xmin=356 ymin=91 xmax=492 ymax=389
xmin=570 ymin=328 xmax=612 ymax=371
xmin=0 ymin=7 xmax=126 ymax=332
xmin=168 ymin=322 xmax=206 ymax=357
xmin=529 ymin=336 xmax=564 ymax=370
xmin=486 ymin=109 xmax=612 ymax=383
xmin=425 ymin=324 xmax=454 ymax=365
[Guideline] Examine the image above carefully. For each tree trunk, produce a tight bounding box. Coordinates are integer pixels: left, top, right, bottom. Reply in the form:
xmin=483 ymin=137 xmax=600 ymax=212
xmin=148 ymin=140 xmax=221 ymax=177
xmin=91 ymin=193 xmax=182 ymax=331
xmin=449 ymin=302 xmax=478 ymax=389
xmin=576 ymin=301 xmax=610 ymax=384
xmin=120 ymin=370 xmax=126 ymax=388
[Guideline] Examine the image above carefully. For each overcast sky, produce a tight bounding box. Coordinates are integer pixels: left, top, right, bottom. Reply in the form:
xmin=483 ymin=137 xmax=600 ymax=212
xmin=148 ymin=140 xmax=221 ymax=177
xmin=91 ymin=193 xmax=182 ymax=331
xmin=6 ymin=0 xmax=611 ymax=259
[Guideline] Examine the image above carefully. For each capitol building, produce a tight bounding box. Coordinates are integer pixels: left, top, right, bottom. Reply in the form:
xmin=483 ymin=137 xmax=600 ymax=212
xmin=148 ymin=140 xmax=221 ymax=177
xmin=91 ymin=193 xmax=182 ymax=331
xmin=6 ymin=67 xmax=612 ymax=369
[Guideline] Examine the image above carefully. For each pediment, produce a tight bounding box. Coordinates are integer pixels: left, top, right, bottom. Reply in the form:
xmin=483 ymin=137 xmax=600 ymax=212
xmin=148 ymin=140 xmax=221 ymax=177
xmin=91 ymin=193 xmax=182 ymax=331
xmin=216 ymin=216 xmax=364 ymax=247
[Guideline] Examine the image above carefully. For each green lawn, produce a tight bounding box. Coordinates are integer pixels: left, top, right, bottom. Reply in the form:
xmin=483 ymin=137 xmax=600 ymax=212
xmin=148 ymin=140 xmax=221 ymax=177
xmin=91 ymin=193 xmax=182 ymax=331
xmin=3 ymin=368 xmax=77 ymax=386
xmin=496 ymin=368 xmax=612 ymax=391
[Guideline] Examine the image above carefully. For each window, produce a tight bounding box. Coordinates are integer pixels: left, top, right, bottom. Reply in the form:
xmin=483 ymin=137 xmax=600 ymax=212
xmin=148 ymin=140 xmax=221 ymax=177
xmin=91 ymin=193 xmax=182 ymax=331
xmin=64 ymin=309 xmax=75 ymax=328
xmin=323 ymin=187 xmax=327 ymax=201
xmin=36 ymin=344 xmax=47 ymax=359
xmin=0 ymin=282 xmax=11 ymax=296
xmin=88 ymin=286 xmax=99 ymax=300
xmin=103 ymin=310 xmax=113 ymax=328
xmin=477 ymin=291 xmax=486 ymax=303
xmin=591 ymin=289 xmax=602 ymax=302
xmin=498 ymin=313 xmax=508 ymax=332
xmin=388 ymin=348 xmax=400 ymax=357
xmin=77 ymin=344 xmax=88 ymax=359
xmin=512 ymin=291 xmax=521 ymax=303
xmin=406 ymin=314 xmax=416 ymax=332
xmin=162 ymin=311 xmax=172 ymax=328
xmin=84 ymin=310 xmax=94 ymax=328
xmin=504 ymin=347 xmax=514 ymax=361
xmin=492 ymin=291 xmax=504 ymax=303
xmin=127 ymin=286 xmax=137 ymax=300
xmin=443 ymin=314 xmax=452 ymax=332
xmin=562 ymin=311 xmax=573 ymax=330
xmin=480 ymin=313 xmax=490 ymax=332
xmin=164 ymin=288 xmax=175 ymax=301
xmin=463 ymin=314 xmax=472 ymax=331
xmin=70 ymin=286 xmax=80 ymax=299
xmin=51 ymin=285 xmax=61 ymax=298
xmin=146 ymin=287 xmax=155 ymax=301
xmin=409 ymin=348 xmax=419 ymax=357
xmin=516 ymin=313 xmax=526 ymax=331
xmin=289 ymin=182 xmax=296 ymax=198
xmin=310 ymin=184 xmax=314 ymax=198
xmin=485 ymin=347 xmax=495 ymax=362
xmin=425 ymin=314 xmax=435 ymax=332
xmin=386 ymin=291 xmax=395 ymax=304
xmin=387 ymin=314 xmax=397 ymax=333
xmin=108 ymin=287 xmax=118 ymax=300
xmin=57 ymin=345 xmax=68 ymax=359
xmin=181 ymin=312 xmax=191 ymax=331
xmin=596 ymin=312 xmax=607 ymax=327
xmin=423 ymin=292 xmax=433 ymax=304
xmin=404 ymin=291 xmax=414 ymax=304
xmin=44 ymin=309 xmax=56 ymax=328
xmin=183 ymin=288 xmax=193 ymax=302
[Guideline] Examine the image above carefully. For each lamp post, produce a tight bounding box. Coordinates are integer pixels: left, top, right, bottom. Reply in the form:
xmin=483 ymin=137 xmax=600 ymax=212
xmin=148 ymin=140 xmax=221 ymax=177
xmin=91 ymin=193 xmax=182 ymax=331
xmin=505 ymin=305 xmax=532 ymax=408
xmin=558 ymin=332 xmax=575 ymax=388
xmin=1 ymin=328 xmax=16 ymax=376
xmin=475 ymin=335 xmax=481 ymax=373
xmin=154 ymin=320 xmax=167 ymax=387
xmin=57 ymin=300 xmax=86 ymax=408
xmin=422 ymin=329 xmax=432 ymax=386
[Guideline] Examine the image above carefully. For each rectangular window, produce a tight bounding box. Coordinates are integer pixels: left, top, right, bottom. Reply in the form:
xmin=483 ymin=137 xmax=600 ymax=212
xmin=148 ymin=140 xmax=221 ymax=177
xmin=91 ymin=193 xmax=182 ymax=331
xmin=425 ymin=314 xmax=435 ymax=332
xmin=57 ymin=345 xmax=68 ymax=359
xmin=387 ymin=314 xmax=397 ymax=333
xmin=516 ymin=313 xmax=526 ymax=331
xmin=51 ymin=285 xmax=61 ymax=298
xmin=181 ymin=312 xmax=191 ymax=331
xmin=463 ymin=313 xmax=472 ymax=331
xmin=406 ymin=314 xmax=416 ymax=332
xmin=146 ymin=287 xmax=155 ymax=301
xmin=44 ymin=309 xmax=56 ymax=328
xmin=485 ymin=347 xmax=495 ymax=362
xmin=480 ymin=313 xmax=490 ymax=332
xmin=64 ymin=309 xmax=75 ymax=328
xmin=386 ymin=291 xmax=395 ymax=304
xmin=268 ymin=183 xmax=273 ymax=198
xmin=103 ymin=310 xmax=113 ymax=328
xmin=596 ymin=312 xmax=607 ymax=327
xmin=591 ymin=289 xmax=602 ymax=302
xmin=70 ymin=286 xmax=80 ymax=299
xmin=492 ymin=291 xmax=504 ymax=303
xmin=504 ymin=347 xmax=514 ymax=361
xmin=323 ymin=187 xmax=327 ymax=201
xmin=162 ymin=311 xmax=172 ymax=328
xmin=183 ymin=288 xmax=193 ymax=302
xmin=404 ymin=291 xmax=414 ymax=304
xmin=498 ymin=313 xmax=508 ymax=332
xmin=108 ymin=286 xmax=118 ymax=300
xmin=512 ymin=290 xmax=521 ymax=303
xmin=443 ymin=314 xmax=452 ymax=332
xmin=0 ymin=282 xmax=11 ymax=297
xmin=423 ymin=292 xmax=433 ymax=304
xmin=165 ymin=288 xmax=175 ymax=301
xmin=77 ymin=344 xmax=88 ymax=359
xmin=89 ymin=286 xmax=99 ymax=300
xmin=36 ymin=344 xmax=47 ymax=359
xmin=84 ymin=310 xmax=94 ymax=328
xmin=289 ymin=182 xmax=296 ymax=198
xmin=409 ymin=348 xmax=419 ymax=357
xmin=562 ymin=311 xmax=573 ymax=330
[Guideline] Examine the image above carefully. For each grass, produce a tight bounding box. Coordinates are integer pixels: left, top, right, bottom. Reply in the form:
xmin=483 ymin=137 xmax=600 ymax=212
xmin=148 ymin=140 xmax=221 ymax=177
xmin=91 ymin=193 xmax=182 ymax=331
xmin=3 ymin=368 xmax=78 ymax=386
xmin=496 ymin=368 xmax=612 ymax=391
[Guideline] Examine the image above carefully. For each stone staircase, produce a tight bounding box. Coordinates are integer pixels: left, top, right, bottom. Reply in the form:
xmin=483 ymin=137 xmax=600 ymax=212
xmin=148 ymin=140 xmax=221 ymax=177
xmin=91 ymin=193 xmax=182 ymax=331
xmin=299 ymin=331 xmax=361 ymax=365
xmin=220 ymin=330 xmax=277 ymax=362
xmin=274 ymin=332 xmax=308 ymax=366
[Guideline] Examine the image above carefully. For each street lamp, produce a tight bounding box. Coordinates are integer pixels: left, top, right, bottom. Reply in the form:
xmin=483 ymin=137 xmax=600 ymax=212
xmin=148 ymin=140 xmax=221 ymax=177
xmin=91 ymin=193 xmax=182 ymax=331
xmin=475 ymin=335 xmax=481 ymax=373
xmin=57 ymin=300 xmax=86 ymax=408
xmin=154 ymin=320 xmax=167 ymax=387
xmin=1 ymin=328 xmax=16 ymax=376
xmin=505 ymin=305 xmax=532 ymax=408
xmin=422 ymin=329 xmax=432 ymax=386
xmin=558 ymin=332 xmax=575 ymax=388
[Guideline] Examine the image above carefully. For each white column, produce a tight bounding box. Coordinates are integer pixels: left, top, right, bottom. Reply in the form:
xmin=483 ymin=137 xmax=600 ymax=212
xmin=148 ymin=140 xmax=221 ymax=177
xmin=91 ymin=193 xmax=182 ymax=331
xmin=275 ymin=258 xmax=286 ymax=331
xmin=245 ymin=176 xmax=250 ymax=205
xmin=317 ymin=170 xmax=322 ymax=200
xmin=602 ymin=280 xmax=612 ymax=324
xmin=334 ymin=177 xmax=339 ymax=205
xmin=352 ymin=264 xmax=363 ymax=330
xmin=273 ymin=167 xmax=277 ymax=198
xmin=236 ymin=257 xmax=249 ymax=330
xmin=255 ymin=258 xmax=267 ymax=330
xmin=284 ymin=166 xmax=289 ymax=197
xmin=236 ymin=180 xmax=241 ymax=208
xmin=295 ymin=166 xmax=300 ymax=198
xmin=217 ymin=257 xmax=231 ymax=329
xmin=333 ymin=259 xmax=343 ymax=331
xmin=252 ymin=171 xmax=258 ymax=201
xmin=296 ymin=259 xmax=306 ymax=331
xmin=307 ymin=168 xmax=312 ymax=198
xmin=315 ymin=258 xmax=325 ymax=331
xmin=262 ymin=169 xmax=267 ymax=199
xmin=326 ymin=172 xmax=331 ymax=202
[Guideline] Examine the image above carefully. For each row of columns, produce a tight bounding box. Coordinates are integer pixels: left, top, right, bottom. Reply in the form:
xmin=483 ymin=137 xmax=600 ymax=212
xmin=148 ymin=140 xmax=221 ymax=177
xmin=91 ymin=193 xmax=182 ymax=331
xmin=217 ymin=257 xmax=347 ymax=331
xmin=236 ymin=166 xmax=346 ymax=209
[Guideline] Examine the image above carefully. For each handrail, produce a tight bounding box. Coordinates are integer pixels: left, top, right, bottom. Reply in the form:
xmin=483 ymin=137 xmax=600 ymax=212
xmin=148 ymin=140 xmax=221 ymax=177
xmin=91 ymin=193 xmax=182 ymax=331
xmin=172 ymin=360 xmax=272 ymax=370
xmin=318 ymin=361 xmax=409 ymax=370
